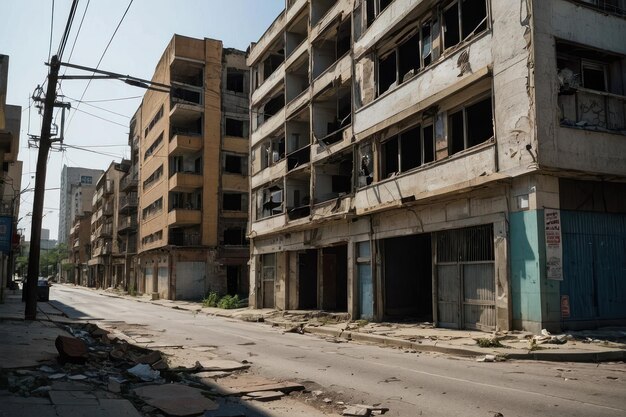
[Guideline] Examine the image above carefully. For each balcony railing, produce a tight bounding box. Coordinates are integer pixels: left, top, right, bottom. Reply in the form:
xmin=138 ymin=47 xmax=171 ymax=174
xmin=103 ymin=202 xmax=114 ymax=217
xmin=120 ymin=170 xmax=138 ymax=191
xmin=559 ymin=87 xmax=626 ymax=132
xmin=118 ymin=215 xmax=138 ymax=233
xmin=96 ymin=223 xmax=113 ymax=238
xmin=119 ymin=195 xmax=139 ymax=212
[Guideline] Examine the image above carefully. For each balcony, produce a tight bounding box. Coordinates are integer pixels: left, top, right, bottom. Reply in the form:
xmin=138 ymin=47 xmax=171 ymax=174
xmin=119 ymin=239 xmax=137 ymax=254
xmin=170 ymin=85 xmax=203 ymax=124
xmin=119 ymin=195 xmax=138 ymax=213
xmin=167 ymin=209 xmax=202 ymax=227
xmin=118 ymin=215 xmax=138 ymax=234
xmin=169 ymin=133 xmax=203 ymax=156
xmin=102 ymin=179 xmax=114 ymax=195
xmin=96 ymin=223 xmax=113 ymax=238
xmin=103 ymin=202 xmax=114 ymax=217
xmin=169 ymin=172 xmax=203 ymax=192
xmin=120 ymin=170 xmax=138 ymax=191
xmin=559 ymin=88 xmax=626 ymax=133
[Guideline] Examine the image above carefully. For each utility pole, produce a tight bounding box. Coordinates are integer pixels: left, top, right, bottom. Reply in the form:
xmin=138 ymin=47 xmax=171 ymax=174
xmin=24 ymin=56 xmax=60 ymax=320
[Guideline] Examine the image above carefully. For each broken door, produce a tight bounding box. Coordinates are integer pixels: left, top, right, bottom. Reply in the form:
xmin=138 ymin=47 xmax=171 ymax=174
xmin=261 ymin=253 xmax=276 ymax=309
xmin=298 ymin=250 xmax=318 ymax=309
xmin=321 ymin=245 xmax=348 ymax=311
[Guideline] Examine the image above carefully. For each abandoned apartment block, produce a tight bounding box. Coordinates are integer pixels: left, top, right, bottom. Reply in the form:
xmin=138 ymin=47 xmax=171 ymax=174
xmin=133 ymin=35 xmax=250 ymax=301
xmin=247 ymin=0 xmax=626 ymax=333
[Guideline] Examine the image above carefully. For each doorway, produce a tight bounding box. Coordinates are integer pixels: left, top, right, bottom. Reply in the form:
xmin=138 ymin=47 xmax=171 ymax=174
xmin=298 ymin=250 xmax=318 ymax=309
xmin=261 ymin=254 xmax=276 ymax=308
xmin=321 ymin=245 xmax=348 ymax=312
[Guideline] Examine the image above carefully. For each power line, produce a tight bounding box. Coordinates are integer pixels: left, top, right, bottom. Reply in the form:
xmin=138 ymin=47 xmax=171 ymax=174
xmin=66 ymin=0 xmax=134 ymax=132
xmin=70 ymin=95 xmax=142 ymax=103
xmin=62 ymin=94 xmax=130 ymax=119
xmin=72 ymin=107 xmax=128 ymax=128
xmin=65 ymin=0 xmax=90 ymax=65
xmin=57 ymin=143 xmax=125 ymax=159
xmin=57 ymin=0 xmax=80 ymax=60
xmin=48 ymin=0 xmax=55 ymax=61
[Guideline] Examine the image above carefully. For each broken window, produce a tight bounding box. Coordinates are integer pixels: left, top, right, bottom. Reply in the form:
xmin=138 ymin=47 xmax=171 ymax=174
xmin=380 ymin=124 xmax=435 ymax=179
xmin=225 ymin=118 xmax=248 ymax=138
xmin=443 ymin=2 xmax=460 ymax=50
xmin=257 ymin=185 xmax=284 ymax=219
xmin=421 ymin=21 xmax=433 ymax=67
xmin=447 ymin=95 xmax=493 ymax=156
xmin=223 ymin=193 xmax=247 ymax=211
xmin=358 ymin=142 xmax=374 ymax=187
xmin=398 ymin=33 xmax=420 ymax=83
xmin=378 ymin=51 xmax=397 ymax=96
xmin=223 ymin=154 xmax=247 ymax=175
xmin=170 ymin=191 xmax=201 ymax=210
xmin=366 ymin=0 xmax=394 ymax=27
xmin=311 ymin=18 xmax=352 ymax=78
xmin=261 ymin=136 xmax=286 ymax=170
xmin=226 ymin=69 xmax=245 ymax=93
xmin=286 ymin=173 xmax=310 ymax=220
xmin=314 ymin=152 xmax=353 ymax=203
xmin=443 ymin=0 xmax=488 ymax=51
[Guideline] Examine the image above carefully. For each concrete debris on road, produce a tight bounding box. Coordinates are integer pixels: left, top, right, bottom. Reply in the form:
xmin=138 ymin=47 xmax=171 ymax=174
xmin=133 ymin=383 xmax=219 ymax=416
xmin=342 ymin=404 xmax=389 ymax=416
xmin=215 ymin=374 xmax=305 ymax=396
xmin=244 ymin=390 xmax=285 ymax=401
xmin=127 ymin=363 xmax=161 ymax=382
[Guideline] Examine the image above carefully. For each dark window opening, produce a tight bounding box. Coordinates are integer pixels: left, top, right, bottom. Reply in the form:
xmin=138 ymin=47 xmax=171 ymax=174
xmin=287 ymin=146 xmax=310 ymax=171
xmin=378 ymin=51 xmax=397 ymax=96
xmin=224 ymin=227 xmax=245 ymax=245
xmin=225 ymin=118 xmax=246 ymax=137
xmin=172 ymin=87 xmax=201 ymax=105
xmin=262 ymin=137 xmax=286 ymax=169
xmin=448 ymin=110 xmax=465 ymax=156
xmin=443 ymin=3 xmax=460 ymax=50
xmin=259 ymin=186 xmax=284 ymax=218
xmin=315 ymin=153 xmax=353 ymax=203
xmin=398 ymin=33 xmax=420 ymax=83
xmin=263 ymin=53 xmax=285 ymax=80
xmin=264 ymin=94 xmax=285 ymax=118
xmin=224 ymin=154 xmax=245 ymax=174
xmin=223 ymin=193 xmax=244 ymax=211
xmin=466 ymin=97 xmax=493 ymax=147
xmin=382 ymin=136 xmax=399 ymax=178
xmin=226 ymin=70 xmax=245 ymax=93
xmin=400 ymin=126 xmax=421 ymax=171
xmin=582 ymin=64 xmax=607 ymax=92
xmin=423 ymin=125 xmax=435 ymax=163
xmin=337 ymin=19 xmax=352 ymax=58
xmin=462 ymin=0 xmax=487 ymax=39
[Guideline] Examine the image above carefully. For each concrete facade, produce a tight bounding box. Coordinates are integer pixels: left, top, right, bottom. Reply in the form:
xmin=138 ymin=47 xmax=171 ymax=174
xmin=136 ymin=35 xmax=250 ymax=300
xmin=247 ymin=0 xmax=626 ymax=333
xmin=88 ymin=161 xmax=130 ymax=288
xmin=58 ymin=166 xmax=104 ymax=245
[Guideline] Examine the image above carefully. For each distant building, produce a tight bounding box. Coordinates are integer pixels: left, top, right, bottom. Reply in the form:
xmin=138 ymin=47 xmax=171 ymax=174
xmin=58 ymin=166 xmax=103 ymax=245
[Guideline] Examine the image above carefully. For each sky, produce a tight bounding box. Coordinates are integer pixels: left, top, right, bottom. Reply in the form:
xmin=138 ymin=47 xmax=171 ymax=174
xmin=0 ymin=0 xmax=284 ymax=241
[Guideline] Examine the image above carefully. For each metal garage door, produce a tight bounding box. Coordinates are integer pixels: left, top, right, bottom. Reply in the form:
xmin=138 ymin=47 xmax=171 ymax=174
xmin=157 ymin=267 xmax=169 ymax=299
xmin=561 ymin=211 xmax=626 ymax=324
xmin=436 ymin=225 xmax=495 ymax=331
xmin=144 ymin=268 xmax=154 ymax=294
xmin=175 ymin=262 xmax=206 ymax=300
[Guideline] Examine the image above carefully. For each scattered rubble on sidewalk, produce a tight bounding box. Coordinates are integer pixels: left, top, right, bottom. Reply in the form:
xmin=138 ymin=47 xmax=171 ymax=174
xmin=342 ymin=404 xmax=389 ymax=416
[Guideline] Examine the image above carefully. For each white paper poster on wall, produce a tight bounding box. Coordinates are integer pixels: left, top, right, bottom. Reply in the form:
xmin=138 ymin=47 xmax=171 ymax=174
xmin=545 ymin=208 xmax=563 ymax=280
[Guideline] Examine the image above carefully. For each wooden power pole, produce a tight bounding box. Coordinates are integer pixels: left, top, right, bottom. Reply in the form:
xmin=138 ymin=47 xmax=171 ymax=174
xmin=25 ymin=56 xmax=60 ymax=320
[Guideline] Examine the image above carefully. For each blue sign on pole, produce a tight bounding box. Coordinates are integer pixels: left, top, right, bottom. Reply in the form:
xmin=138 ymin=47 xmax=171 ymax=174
xmin=0 ymin=216 xmax=13 ymax=254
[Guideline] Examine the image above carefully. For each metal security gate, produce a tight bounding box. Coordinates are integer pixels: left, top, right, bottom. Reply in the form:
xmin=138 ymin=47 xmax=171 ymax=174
xmin=261 ymin=254 xmax=276 ymax=308
xmin=436 ymin=225 xmax=495 ymax=330
xmin=561 ymin=211 xmax=626 ymax=325
xmin=175 ymin=262 xmax=205 ymax=300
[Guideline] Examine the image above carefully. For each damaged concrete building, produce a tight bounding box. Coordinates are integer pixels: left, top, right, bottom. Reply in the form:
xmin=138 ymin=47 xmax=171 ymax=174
xmin=247 ymin=0 xmax=626 ymax=332
xmin=135 ymin=35 xmax=250 ymax=300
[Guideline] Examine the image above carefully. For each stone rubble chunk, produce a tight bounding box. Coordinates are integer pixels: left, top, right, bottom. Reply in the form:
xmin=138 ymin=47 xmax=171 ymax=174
xmin=55 ymin=336 xmax=88 ymax=364
xmin=133 ymin=383 xmax=219 ymax=416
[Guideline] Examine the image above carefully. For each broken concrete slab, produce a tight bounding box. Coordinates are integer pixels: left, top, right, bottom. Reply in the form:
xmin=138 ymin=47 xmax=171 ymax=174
xmin=195 ymin=371 xmax=232 ymax=380
xmin=342 ymin=405 xmax=370 ymax=416
xmin=55 ymin=335 xmax=88 ymax=364
xmin=216 ymin=375 xmax=305 ymax=396
xmin=56 ymin=399 xmax=143 ymax=417
xmin=245 ymin=390 xmax=285 ymax=401
xmin=133 ymin=383 xmax=219 ymax=416
xmin=49 ymin=390 xmax=99 ymax=406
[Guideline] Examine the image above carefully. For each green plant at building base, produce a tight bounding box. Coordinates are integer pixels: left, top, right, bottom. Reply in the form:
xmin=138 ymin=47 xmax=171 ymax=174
xmin=217 ymin=294 xmax=241 ymax=309
xmin=475 ymin=337 xmax=504 ymax=348
xmin=202 ymin=291 xmax=219 ymax=308
xmin=128 ymin=281 xmax=137 ymax=297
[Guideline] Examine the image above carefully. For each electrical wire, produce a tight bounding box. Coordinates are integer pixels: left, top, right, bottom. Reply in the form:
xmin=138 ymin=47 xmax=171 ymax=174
xmin=55 ymin=143 xmax=124 ymax=159
xmin=57 ymin=0 xmax=80 ymax=60
xmin=48 ymin=0 xmax=55 ymax=61
xmin=64 ymin=0 xmax=90 ymax=66
xmin=71 ymin=107 xmax=128 ymax=128
xmin=72 ymin=95 xmax=142 ymax=103
xmin=62 ymin=95 xmax=130 ymax=119
xmin=66 ymin=0 xmax=135 ymax=132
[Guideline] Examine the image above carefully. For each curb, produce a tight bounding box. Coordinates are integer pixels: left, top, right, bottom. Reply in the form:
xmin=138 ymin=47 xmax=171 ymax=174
xmin=266 ymin=319 xmax=626 ymax=363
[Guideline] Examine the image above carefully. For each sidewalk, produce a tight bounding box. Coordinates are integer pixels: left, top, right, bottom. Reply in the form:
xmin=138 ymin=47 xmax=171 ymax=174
xmin=93 ymin=285 xmax=626 ymax=363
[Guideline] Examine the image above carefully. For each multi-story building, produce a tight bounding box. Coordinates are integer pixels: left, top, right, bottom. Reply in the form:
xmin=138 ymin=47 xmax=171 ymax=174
xmin=135 ymin=35 xmax=250 ymax=300
xmin=117 ymin=108 xmax=141 ymax=294
xmin=0 ymin=54 xmax=22 ymax=296
xmin=247 ymin=0 xmax=626 ymax=332
xmin=88 ymin=161 xmax=129 ymax=288
xmin=69 ymin=212 xmax=92 ymax=285
xmin=58 ymin=166 xmax=103 ymax=245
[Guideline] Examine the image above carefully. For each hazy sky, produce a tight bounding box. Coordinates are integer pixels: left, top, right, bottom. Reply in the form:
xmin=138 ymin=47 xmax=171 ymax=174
xmin=0 ymin=0 xmax=284 ymax=240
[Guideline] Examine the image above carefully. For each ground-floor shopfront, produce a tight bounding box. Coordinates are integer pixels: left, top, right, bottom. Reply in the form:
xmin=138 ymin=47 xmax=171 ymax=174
xmin=138 ymin=247 xmax=249 ymax=301
xmin=250 ymin=175 xmax=626 ymax=333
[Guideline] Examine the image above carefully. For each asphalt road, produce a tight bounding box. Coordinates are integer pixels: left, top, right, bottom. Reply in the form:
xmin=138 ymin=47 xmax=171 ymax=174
xmin=49 ymin=285 xmax=626 ymax=417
